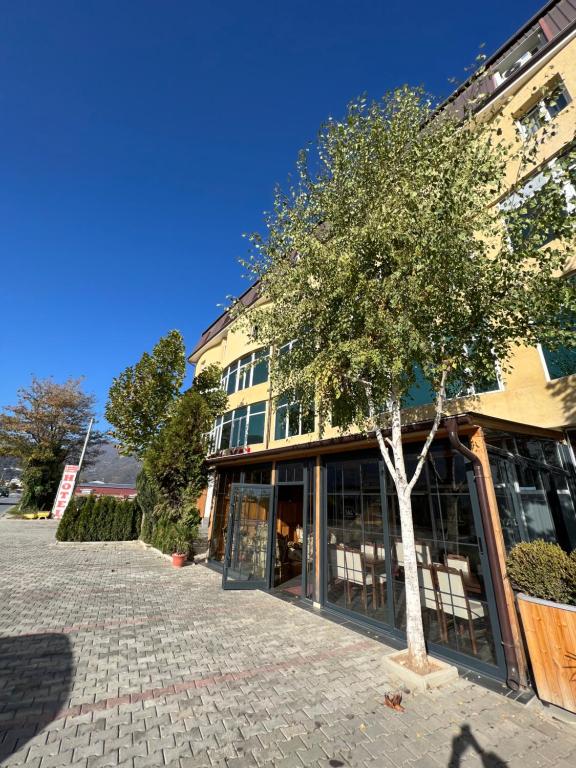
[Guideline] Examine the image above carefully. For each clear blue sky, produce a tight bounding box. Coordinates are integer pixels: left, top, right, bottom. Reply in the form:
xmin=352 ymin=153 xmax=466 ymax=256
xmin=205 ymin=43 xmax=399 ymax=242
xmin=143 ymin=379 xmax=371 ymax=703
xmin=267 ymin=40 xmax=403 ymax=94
xmin=0 ymin=0 xmax=545 ymax=425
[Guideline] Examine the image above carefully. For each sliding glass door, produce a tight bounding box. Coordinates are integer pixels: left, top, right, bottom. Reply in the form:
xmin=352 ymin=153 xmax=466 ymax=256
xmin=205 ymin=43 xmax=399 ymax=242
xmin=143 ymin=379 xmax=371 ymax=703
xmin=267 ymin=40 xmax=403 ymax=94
xmin=222 ymin=483 xmax=274 ymax=589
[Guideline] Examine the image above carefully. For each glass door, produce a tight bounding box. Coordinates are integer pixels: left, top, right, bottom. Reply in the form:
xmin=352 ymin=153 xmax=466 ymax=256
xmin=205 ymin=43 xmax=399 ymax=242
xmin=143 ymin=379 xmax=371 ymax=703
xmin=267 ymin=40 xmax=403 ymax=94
xmin=222 ymin=483 xmax=274 ymax=589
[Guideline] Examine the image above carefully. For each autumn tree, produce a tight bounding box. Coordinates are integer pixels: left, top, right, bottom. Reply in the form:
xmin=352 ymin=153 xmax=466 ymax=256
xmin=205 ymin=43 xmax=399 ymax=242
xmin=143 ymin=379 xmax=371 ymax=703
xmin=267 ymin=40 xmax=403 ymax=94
xmin=0 ymin=377 xmax=98 ymax=510
xmin=105 ymin=330 xmax=186 ymax=456
xmin=239 ymin=88 xmax=575 ymax=672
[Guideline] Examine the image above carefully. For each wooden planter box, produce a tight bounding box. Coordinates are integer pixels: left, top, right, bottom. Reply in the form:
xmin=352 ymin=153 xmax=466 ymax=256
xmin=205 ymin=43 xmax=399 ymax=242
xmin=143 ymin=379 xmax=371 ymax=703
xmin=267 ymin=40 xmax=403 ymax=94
xmin=517 ymin=593 xmax=576 ymax=713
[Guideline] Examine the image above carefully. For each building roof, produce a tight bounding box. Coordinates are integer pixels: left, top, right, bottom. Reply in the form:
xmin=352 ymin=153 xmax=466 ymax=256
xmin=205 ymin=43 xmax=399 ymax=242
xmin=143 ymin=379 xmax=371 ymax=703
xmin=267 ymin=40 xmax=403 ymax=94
xmin=440 ymin=0 xmax=576 ymax=118
xmin=191 ymin=1 xmax=576 ymax=360
xmin=189 ymin=282 xmax=261 ymax=361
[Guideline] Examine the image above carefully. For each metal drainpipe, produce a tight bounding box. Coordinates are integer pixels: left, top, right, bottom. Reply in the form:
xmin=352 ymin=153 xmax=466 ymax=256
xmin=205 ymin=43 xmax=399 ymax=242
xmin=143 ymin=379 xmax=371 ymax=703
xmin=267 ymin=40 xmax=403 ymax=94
xmin=445 ymin=416 xmax=521 ymax=690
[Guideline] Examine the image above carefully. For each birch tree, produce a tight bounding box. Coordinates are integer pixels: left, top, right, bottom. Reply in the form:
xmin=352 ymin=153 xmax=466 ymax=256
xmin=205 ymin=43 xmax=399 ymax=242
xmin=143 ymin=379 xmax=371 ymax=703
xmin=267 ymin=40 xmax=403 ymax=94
xmin=238 ymin=88 xmax=575 ymax=673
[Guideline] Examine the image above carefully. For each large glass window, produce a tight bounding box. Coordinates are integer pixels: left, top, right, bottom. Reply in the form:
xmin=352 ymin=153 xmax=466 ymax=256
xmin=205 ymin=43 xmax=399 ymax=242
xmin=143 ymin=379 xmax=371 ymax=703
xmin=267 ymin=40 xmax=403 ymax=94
xmin=540 ymin=274 xmax=576 ymax=380
xmin=221 ymin=348 xmax=269 ymax=394
xmin=388 ymin=442 xmax=499 ymax=667
xmin=487 ymin=432 xmax=576 ymax=554
xmin=274 ymin=395 xmax=314 ymax=440
xmin=211 ymin=401 xmax=267 ymax=452
xmin=501 ymin=148 xmax=575 ymax=251
xmin=403 ymin=360 xmax=501 ymax=409
xmin=326 ymin=459 xmax=389 ymax=624
xmin=324 ymin=445 xmax=501 ymax=670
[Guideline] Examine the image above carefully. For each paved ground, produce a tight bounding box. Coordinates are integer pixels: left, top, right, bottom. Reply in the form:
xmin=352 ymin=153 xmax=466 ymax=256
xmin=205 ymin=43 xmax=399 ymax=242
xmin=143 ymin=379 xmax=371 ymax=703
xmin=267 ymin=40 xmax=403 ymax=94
xmin=1 ymin=518 xmax=576 ymax=768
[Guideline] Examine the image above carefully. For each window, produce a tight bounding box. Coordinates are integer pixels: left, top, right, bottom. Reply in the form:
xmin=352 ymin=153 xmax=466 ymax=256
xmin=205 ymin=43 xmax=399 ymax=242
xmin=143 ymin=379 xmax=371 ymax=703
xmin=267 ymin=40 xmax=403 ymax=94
xmin=501 ymin=151 xmax=575 ymax=251
xmin=210 ymin=401 xmax=267 ymax=452
xmin=540 ymin=275 xmax=576 ymax=380
xmin=403 ymin=358 xmax=501 ymax=409
xmin=517 ymin=83 xmax=570 ymax=138
xmin=221 ymin=348 xmax=269 ymax=394
xmin=274 ymin=394 xmax=314 ymax=440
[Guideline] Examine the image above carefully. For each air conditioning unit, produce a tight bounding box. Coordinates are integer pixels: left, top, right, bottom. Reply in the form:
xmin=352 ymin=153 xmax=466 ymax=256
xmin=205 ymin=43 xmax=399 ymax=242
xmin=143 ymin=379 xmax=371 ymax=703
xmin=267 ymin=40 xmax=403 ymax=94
xmin=502 ymin=51 xmax=533 ymax=81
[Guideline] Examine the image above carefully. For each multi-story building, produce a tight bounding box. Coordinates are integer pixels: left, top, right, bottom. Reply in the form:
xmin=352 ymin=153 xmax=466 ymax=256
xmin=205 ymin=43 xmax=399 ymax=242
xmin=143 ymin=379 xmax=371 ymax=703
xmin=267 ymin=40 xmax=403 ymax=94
xmin=190 ymin=0 xmax=576 ymax=688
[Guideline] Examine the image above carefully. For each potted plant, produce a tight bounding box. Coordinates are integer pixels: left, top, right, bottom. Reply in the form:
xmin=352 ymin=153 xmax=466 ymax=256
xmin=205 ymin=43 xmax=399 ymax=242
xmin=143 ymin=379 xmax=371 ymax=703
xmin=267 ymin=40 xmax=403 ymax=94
xmin=171 ymin=525 xmax=190 ymax=568
xmin=507 ymin=540 xmax=576 ymax=713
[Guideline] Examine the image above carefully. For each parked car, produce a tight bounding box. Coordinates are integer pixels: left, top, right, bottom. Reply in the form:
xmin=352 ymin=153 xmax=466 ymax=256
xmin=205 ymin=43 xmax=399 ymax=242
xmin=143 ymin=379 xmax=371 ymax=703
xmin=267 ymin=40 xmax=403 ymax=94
xmin=0 ymin=486 xmax=9 ymax=497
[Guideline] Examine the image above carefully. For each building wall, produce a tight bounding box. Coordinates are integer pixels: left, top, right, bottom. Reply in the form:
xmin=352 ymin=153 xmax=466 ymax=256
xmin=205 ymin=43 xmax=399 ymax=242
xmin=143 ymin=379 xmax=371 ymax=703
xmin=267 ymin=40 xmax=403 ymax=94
xmin=193 ymin=26 xmax=576 ymax=452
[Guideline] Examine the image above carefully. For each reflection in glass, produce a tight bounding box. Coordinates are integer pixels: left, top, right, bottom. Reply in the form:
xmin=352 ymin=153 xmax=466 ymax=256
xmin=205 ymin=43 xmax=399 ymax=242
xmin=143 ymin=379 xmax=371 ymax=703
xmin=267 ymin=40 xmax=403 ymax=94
xmin=226 ymin=486 xmax=272 ymax=583
xmin=388 ymin=442 xmax=498 ymax=666
xmin=326 ymin=459 xmax=388 ymax=623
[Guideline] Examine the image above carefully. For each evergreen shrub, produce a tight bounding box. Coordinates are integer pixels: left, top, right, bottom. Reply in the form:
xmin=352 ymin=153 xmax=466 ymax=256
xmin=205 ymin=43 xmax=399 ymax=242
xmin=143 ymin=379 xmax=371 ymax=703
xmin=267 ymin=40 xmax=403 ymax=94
xmin=56 ymin=495 xmax=141 ymax=542
xmin=506 ymin=540 xmax=576 ymax=605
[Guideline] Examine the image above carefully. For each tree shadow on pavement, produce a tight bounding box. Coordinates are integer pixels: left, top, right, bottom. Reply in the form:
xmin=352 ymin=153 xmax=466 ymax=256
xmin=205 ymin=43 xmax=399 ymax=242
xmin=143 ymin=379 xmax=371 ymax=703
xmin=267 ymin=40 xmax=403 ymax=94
xmin=0 ymin=633 xmax=73 ymax=763
xmin=448 ymin=724 xmax=507 ymax=767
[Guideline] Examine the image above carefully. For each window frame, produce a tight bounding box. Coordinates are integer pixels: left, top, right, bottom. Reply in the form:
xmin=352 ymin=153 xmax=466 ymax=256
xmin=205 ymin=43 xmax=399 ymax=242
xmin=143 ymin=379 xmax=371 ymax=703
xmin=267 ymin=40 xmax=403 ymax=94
xmin=274 ymin=394 xmax=315 ymax=441
xmin=537 ymin=273 xmax=576 ymax=382
xmin=500 ymin=147 xmax=576 ymax=251
xmin=516 ymin=82 xmax=571 ymax=140
xmin=221 ymin=348 xmax=269 ymax=395
xmin=209 ymin=401 xmax=268 ymax=453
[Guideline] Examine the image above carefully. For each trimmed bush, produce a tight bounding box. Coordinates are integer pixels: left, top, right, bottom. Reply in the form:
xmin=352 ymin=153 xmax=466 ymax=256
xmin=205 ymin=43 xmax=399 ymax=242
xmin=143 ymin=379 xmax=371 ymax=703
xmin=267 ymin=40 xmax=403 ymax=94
xmin=506 ymin=540 xmax=576 ymax=605
xmin=139 ymin=506 xmax=199 ymax=555
xmin=57 ymin=495 xmax=142 ymax=542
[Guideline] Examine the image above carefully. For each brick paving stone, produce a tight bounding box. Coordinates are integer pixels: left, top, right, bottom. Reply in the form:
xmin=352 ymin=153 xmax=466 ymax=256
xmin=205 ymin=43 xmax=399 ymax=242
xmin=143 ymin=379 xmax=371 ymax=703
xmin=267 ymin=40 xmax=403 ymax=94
xmin=2 ymin=519 xmax=576 ymax=768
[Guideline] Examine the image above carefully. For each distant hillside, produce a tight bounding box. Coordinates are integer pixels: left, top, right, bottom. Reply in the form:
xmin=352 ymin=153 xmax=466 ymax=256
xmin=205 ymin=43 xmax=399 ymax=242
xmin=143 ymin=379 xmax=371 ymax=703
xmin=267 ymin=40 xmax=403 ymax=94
xmin=80 ymin=442 xmax=141 ymax=485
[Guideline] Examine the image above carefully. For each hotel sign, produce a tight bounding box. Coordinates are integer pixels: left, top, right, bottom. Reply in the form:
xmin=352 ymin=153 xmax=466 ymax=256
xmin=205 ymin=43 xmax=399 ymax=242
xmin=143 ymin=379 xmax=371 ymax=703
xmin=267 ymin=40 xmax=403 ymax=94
xmin=51 ymin=464 xmax=80 ymax=519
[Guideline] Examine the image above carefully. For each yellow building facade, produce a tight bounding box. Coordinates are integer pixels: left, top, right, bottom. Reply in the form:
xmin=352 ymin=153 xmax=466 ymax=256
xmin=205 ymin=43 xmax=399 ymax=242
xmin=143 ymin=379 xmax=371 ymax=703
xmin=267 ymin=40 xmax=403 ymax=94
xmin=190 ymin=1 xmax=576 ymax=689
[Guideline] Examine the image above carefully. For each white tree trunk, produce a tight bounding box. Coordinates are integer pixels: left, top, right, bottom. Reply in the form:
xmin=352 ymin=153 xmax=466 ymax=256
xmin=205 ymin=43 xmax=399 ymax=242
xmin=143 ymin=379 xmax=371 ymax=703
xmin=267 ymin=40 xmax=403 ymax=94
xmin=367 ymin=371 xmax=448 ymax=675
xmin=389 ymin=401 xmax=429 ymax=673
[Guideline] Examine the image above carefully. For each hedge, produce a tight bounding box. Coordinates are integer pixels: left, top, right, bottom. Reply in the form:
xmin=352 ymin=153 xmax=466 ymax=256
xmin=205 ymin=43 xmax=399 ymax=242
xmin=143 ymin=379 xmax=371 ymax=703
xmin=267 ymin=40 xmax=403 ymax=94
xmin=139 ymin=507 xmax=198 ymax=555
xmin=506 ymin=539 xmax=576 ymax=605
xmin=56 ymin=495 xmax=142 ymax=542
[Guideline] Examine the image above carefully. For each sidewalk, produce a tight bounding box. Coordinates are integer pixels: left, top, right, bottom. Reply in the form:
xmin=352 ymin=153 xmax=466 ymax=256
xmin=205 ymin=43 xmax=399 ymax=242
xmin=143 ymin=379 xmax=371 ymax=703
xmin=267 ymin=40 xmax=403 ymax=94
xmin=0 ymin=517 xmax=575 ymax=767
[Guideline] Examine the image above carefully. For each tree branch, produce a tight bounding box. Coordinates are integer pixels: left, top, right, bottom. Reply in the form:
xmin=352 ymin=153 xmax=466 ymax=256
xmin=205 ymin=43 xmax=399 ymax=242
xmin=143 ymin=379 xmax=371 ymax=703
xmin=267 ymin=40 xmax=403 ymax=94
xmin=405 ymin=367 xmax=448 ymax=495
xmin=363 ymin=383 xmax=397 ymax=482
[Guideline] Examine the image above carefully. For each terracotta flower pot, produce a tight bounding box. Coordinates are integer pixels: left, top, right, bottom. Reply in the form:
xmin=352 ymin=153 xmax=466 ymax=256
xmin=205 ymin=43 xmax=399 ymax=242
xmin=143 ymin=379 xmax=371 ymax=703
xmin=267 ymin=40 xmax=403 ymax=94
xmin=172 ymin=553 xmax=187 ymax=568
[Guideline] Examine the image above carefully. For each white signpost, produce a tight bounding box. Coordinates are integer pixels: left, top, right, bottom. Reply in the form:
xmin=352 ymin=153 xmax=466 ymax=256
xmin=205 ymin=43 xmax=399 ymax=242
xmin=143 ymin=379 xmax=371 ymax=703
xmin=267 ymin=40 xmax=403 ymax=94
xmin=51 ymin=418 xmax=93 ymax=520
xmin=51 ymin=465 xmax=80 ymax=520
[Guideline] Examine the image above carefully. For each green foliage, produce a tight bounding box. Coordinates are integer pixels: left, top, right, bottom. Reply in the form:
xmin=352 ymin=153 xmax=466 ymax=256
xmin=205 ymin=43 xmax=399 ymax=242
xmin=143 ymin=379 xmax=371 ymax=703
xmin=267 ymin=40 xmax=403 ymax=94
xmin=506 ymin=540 xmax=576 ymax=605
xmin=136 ymin=468 xmax=158 ymax=519
xmin=240 ymin=88 xmax=575 ymax=432
xmin=138 ymin=364 xmax=225 ymax=553
xmin=105 ymin=330 xmax=186 ymax=457
xmin=56 ymin=495 xmax=142 ymax=542
xmin=19 ymin=447 xmax=65 ymax=511
xmin=144 ymin=368 xmax=226 ymax=507
xmin=235 ymin=86 xmax=575 ymax=668
xmin=139 ymin=505 xmax=199 ymax=555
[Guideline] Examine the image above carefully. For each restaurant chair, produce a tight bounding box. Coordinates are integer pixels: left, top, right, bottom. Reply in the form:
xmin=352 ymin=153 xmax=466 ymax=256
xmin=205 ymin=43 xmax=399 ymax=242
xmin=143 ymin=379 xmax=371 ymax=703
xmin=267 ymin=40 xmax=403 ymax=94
xmin=435 ymin=565 xmax=486 ymax=655
xmin=334 ymin=545 xmax=376 ymax=609
xmin=444 ymin=553 xmax=471 ymax=577
xmin=418 ymin=564 xmax=447 ymax=641
xmin=362 ymin=542 xmax=387 ymax=606
xmin=361 ymin=542 xmax=386 ymax=561
xmin=395 ymin=540 xmax=432 ymax=567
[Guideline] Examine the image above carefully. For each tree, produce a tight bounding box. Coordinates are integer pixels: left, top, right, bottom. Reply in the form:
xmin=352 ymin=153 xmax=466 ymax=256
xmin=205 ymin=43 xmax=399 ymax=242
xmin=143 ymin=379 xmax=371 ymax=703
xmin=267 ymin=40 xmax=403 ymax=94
xmin=0 ymin=377 xmax=98 ymax=510
xmin=139 ymin=365 xmax=226 ymax=554
xmin=105 ymin=330 xmax=186 ymax=457
xmin=145 ymin=364 xmax=226 ymax=513
xmin=239 ymin=88 xmax=575 ymax=672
